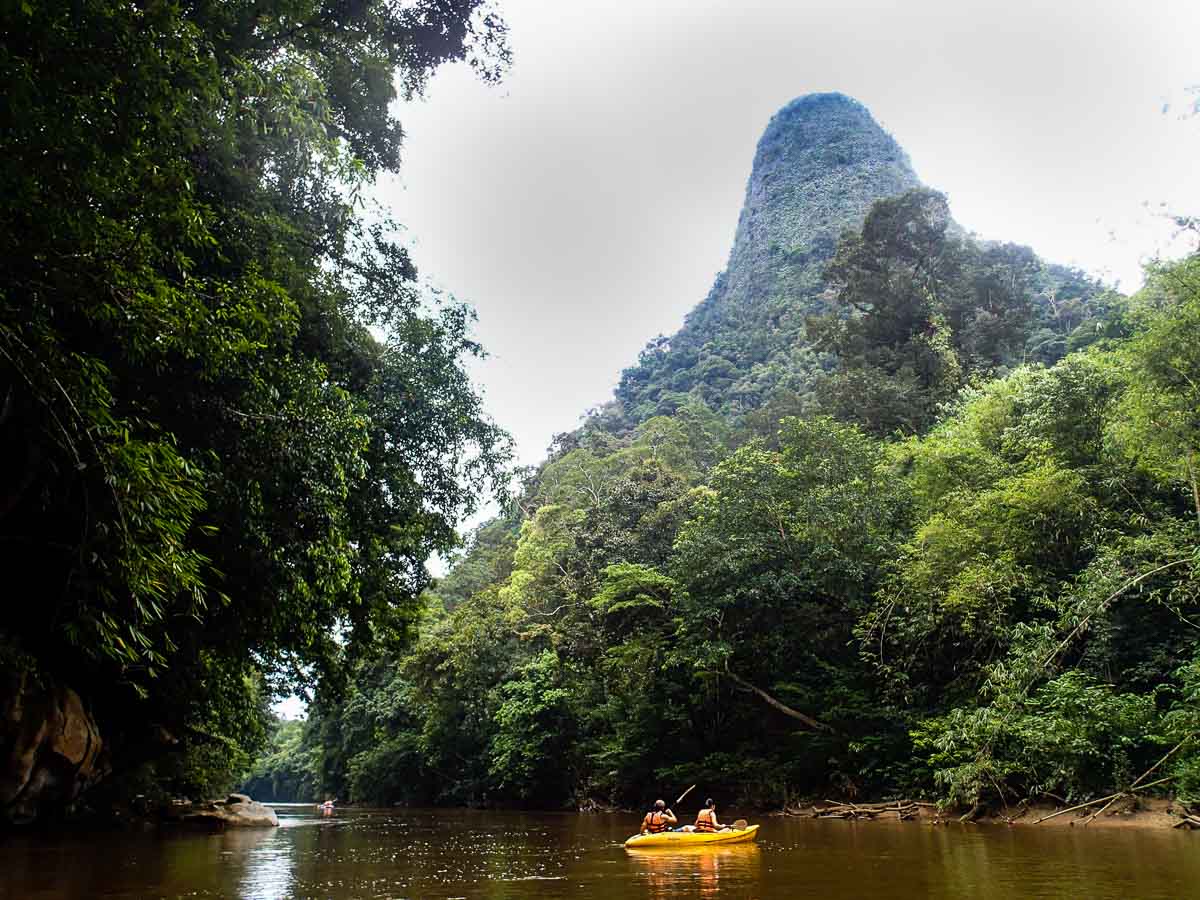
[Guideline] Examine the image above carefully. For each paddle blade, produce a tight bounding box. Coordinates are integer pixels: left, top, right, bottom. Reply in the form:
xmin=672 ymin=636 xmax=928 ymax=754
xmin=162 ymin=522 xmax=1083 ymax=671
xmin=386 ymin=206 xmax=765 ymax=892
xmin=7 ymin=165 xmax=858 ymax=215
xmin=732 ymin=818 xmax=748 ymax=830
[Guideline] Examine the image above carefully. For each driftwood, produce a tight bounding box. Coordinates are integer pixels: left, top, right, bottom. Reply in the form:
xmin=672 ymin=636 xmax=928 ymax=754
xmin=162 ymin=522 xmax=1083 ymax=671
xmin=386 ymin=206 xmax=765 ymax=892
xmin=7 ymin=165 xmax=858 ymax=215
xmin=577 ymin=797 xmax=620 ymax=813
xmin=1173 ymin=815 xmax=1200 ymax=829
xmin=786 ymin=799 xmax=922 ymax=821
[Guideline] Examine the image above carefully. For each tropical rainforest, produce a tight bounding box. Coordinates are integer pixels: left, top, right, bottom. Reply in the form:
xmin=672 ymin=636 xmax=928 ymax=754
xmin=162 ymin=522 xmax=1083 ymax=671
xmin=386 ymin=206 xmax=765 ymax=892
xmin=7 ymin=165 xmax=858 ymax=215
xmin=243 ymin=95 xmax=1200 ymax=814
xmin=2 ymin=3 xmax=1198 ymax=826
xmin=0 ymin=0 xmax=509 ymax=824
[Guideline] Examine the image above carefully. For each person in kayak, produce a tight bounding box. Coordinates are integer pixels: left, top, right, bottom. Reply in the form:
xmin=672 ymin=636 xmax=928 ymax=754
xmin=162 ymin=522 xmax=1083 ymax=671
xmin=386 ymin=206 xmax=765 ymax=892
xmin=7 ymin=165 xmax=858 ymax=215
xmin=693 ymin=798 xmax=726 ymax=832
xmin=640 ymin=799 xmax=678 ymax=833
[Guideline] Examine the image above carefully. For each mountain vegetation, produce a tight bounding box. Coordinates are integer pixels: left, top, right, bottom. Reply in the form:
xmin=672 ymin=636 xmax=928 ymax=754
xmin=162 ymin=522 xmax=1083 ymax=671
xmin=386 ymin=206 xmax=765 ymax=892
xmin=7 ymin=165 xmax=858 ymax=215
xmin=246 ymin=96 xmax=1200 ymax=814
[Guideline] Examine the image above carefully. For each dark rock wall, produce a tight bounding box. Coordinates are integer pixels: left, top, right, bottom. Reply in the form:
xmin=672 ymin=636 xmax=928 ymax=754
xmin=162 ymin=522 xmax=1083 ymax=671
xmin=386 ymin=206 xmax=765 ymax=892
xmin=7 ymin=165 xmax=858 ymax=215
xmin=1 ymin=671 xmax=109 ymax=824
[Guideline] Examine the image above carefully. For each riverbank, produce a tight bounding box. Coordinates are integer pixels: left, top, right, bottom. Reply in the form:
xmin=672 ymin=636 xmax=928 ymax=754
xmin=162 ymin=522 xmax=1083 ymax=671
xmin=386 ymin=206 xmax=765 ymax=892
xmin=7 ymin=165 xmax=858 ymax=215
xmin=779 ymin=797 xmax=1198 ymax=832
xmin=980 ymin=797 xmax=1190 ymax=830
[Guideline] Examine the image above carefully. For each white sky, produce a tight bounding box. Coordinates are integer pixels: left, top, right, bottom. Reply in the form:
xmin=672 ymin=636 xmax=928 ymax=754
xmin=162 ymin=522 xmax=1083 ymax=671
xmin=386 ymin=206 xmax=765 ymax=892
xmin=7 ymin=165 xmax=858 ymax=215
xmin=380 ymin=0 xmax=1200 ymax=475
xmin=280 ymin=0 xmax=1200 ymax=717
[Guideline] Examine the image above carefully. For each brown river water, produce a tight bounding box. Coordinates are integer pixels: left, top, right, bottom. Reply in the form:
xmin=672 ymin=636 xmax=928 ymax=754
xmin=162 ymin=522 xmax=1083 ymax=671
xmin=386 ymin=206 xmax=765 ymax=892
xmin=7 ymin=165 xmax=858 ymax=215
xmin=2 ymin=805 xmax=1198 ymax=899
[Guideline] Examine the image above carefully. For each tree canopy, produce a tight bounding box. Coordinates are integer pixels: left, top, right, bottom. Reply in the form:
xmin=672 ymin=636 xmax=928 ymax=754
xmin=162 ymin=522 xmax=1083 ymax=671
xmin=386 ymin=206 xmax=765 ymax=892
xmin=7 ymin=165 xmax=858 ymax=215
xmin=253 ymin=221 xmax=1199 ymax=814
xmin=0 ymin=0 xmax=510 ymax=811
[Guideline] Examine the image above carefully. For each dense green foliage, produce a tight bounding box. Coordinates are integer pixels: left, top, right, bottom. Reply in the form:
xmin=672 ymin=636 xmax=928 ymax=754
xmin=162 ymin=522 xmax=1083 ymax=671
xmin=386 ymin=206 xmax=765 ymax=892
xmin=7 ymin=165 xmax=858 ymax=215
xmin=256 ymin=189 xmax=1199 ymax=810
xmin=810 ymin=188 xmax=1119 ymax=437
xmin=240 ymin=718 xmax=321 ymax=804
xmin=0 ymin=0 xmax=509 ymax=813
xmin=10 ymin=13 xmax=1191 ymax=823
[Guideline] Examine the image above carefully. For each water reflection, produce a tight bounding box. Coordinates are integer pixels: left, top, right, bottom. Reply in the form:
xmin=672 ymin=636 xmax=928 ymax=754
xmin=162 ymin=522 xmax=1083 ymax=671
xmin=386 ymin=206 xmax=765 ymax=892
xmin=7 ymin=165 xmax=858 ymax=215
xmin=3 ymin=809 xmax=1200 ymax=899
xmin=626 ymin=844 xmax=762 ymax=897
xmin=229 ymin=826 xmax=295 ymax=900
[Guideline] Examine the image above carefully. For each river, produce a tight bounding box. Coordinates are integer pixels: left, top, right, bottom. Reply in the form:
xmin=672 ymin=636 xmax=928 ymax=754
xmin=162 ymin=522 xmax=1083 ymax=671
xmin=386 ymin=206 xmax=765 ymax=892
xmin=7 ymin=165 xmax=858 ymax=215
xmin=1 ymin=805 xmax=1197 ymax=899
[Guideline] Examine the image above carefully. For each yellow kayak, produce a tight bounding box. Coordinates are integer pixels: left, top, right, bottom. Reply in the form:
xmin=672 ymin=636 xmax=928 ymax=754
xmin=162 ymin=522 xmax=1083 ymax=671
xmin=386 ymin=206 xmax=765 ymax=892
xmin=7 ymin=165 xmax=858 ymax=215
xmin=624 ymin=824 xmax=759 ymax=848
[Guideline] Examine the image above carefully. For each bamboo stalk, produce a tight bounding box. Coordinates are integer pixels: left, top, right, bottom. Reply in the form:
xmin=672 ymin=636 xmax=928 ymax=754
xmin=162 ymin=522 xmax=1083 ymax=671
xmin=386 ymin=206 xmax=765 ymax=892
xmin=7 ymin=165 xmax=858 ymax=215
xmin=1032 ymin=776 xmax=1173 ymax=824
xmin=1080 ymin=794 xmax=1120 ymax=827
xmin=1080 ymin=738 xmax=1196 ymax=827
xmin=1038 ymin=561 xmax=1190 ymax=671
xmin=1131 ymin=734 xmax=1196 ymax=789
xmin=1033 ymin=792 xmax=1122 ymax=824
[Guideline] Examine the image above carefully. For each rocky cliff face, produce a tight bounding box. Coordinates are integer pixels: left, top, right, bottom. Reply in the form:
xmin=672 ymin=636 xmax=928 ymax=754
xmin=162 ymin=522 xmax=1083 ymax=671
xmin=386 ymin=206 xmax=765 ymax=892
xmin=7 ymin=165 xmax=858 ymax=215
xmin=716 ymin=93 xmax=919 ymax=317
xmin=1 ymin=671 xmax=109 ymax=824
xmin=615 ymin=93 xmax=922 ymax=422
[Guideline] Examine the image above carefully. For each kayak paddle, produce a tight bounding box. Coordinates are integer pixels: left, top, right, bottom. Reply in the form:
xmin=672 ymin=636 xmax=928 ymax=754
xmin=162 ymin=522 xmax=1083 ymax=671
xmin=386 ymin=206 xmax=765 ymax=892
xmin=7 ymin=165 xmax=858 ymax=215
xmin=675 ymin=784 xmax=697 ymax=806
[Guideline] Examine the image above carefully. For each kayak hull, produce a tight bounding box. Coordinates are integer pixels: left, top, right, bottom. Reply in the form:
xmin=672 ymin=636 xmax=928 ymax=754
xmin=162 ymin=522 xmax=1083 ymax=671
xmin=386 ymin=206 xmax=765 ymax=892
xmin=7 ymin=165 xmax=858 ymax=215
xmin=624 ymin=824 xmax=759 ymax=848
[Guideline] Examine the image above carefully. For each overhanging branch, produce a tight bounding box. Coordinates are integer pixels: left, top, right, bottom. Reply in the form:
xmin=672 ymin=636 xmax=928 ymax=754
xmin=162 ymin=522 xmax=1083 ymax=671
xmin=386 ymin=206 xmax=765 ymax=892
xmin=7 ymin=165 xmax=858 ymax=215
xmin=723 ymin=669 xmax=833 ymax=732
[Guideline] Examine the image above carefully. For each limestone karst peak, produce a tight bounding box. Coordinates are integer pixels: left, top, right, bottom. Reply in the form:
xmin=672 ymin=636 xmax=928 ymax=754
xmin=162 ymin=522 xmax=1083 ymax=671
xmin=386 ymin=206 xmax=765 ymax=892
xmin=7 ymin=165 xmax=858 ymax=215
xmin=615 ymin=94 xmax=921 ymax=422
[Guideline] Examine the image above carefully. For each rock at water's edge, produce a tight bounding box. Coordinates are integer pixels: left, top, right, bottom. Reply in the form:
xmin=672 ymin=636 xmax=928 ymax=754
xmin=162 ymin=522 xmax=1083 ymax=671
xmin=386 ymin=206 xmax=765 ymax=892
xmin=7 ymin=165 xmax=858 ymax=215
xmin=1 ymin=671 xmax=110 ymax=825
xmin=169 ymin=793 xmax=279 ymax=828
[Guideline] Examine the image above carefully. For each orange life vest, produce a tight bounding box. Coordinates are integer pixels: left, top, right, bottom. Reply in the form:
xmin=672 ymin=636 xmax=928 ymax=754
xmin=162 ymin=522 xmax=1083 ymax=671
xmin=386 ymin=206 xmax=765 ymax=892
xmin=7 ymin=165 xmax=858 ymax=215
xmin=646 ymin=811 xmax=669 ymax=833
xmin=695 ymin=809 xmax=717 ymax=832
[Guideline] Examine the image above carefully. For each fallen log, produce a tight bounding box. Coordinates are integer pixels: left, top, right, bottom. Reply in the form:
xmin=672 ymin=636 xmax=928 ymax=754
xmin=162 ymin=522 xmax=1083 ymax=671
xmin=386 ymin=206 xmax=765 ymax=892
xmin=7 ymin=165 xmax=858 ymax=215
xmin=827 ymin=800 xmax=915 ymax=812
xmin=818 ymin=800 xmax=916 ymax=812
xmin=1080 ymin=794 xmax=1122 ymax=827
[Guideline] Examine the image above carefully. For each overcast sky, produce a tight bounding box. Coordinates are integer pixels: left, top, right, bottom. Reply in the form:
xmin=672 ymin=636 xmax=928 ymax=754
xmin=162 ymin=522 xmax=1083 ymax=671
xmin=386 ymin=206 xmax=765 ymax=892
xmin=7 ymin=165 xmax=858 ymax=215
xmin=377 ymin=0 xmax=1200 ymax=483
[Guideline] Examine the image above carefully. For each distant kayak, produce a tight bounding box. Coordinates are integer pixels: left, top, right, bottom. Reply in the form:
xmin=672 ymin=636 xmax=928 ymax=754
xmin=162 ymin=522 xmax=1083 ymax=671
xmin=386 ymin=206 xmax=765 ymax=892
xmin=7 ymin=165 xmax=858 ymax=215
xmin=624 ymin=824 xmax=760 ymax=848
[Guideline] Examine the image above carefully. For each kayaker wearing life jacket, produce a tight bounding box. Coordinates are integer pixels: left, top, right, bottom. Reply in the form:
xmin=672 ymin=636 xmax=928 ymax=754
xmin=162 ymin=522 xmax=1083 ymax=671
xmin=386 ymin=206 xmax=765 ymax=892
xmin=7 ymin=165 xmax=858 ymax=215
xmin=694 ymin=798 xmax=723 ymax=832
xmin=640 ymin=799 xmax=678 ymax=834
